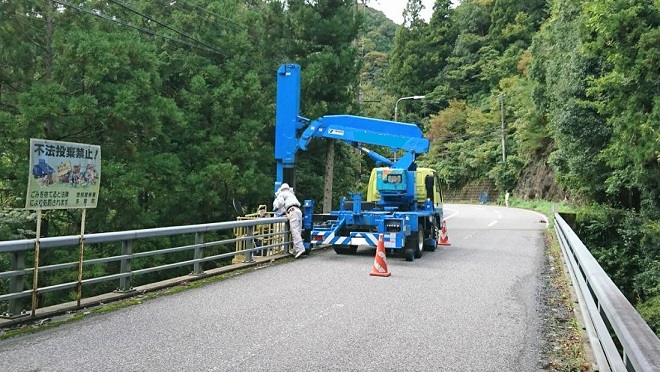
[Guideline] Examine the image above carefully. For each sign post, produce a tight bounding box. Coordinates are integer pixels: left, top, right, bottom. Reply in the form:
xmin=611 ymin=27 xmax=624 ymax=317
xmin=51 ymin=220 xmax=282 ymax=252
xmin=77 ymin=208 xmax=86 ymax=307
xmin=25 ymin=139 xmax=101 ymax=314
xmin=31 ymin=210 xmax=42 ymax=317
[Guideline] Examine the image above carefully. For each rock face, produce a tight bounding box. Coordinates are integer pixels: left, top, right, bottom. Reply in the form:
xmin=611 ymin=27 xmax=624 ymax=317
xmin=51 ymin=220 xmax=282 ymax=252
xmin=443 ymin=156 xmax=569 ymax=204
xmin=443 ymin=179 xmax=498 ymax=203
xmin=516 ymin=158 xmax=568 ymax=202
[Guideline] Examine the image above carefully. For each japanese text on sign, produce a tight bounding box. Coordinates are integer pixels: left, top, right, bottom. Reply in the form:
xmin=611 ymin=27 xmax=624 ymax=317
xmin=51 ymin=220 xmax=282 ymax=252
xmin=26 ymin=139 xmax=101 ymax=210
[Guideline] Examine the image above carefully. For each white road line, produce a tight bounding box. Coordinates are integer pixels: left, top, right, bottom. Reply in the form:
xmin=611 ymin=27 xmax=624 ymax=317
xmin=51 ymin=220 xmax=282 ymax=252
xmin=488 ymin=221 xmax=498 ymax=227
xmin=463 ymin=232 xmax=478 ymax=240
xmin=443 ymin=206 xmax=460 ymax=220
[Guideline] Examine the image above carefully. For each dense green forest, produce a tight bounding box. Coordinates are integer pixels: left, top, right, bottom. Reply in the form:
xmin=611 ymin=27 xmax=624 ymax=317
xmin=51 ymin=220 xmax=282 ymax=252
xmin=1 ymin=0 xmax=658 ymax=333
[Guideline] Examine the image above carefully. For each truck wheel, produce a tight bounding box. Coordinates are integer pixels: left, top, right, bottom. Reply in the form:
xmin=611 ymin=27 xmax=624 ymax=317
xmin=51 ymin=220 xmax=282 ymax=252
xmin=405 ymin=230 xmax=423 ymax=259
xmin=414 ymin=230 xmax=424 ymax=258
xmin=403 ymin=248 xmax=415 ymax=261
xmin=334 ymin=245 xmax=358 ymax=255
xmin=423 ymin=225 xmax=438 ymax=252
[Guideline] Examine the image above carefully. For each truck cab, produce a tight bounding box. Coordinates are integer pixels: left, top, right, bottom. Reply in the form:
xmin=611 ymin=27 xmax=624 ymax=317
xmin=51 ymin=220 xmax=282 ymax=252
xmin=367 ymin=167 xmax=443 ymax=212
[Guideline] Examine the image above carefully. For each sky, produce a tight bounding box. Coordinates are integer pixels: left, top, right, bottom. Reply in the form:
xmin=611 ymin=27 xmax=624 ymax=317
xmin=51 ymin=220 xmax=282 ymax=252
xmin=366 ymin=0 xmax=437 ymax=25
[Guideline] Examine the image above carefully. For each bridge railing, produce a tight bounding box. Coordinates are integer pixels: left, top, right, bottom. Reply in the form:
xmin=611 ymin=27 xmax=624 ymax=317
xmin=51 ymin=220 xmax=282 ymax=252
xmin=0 ymin=216 xmax=290 ymax=319
xmin=554 ymin=212 xmax=660 ymax=372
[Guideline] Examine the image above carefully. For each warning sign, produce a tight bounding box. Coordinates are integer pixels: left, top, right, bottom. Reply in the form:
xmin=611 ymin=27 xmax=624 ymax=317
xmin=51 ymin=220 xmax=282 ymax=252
xmin=25 ymin=139 xmax=101 ymax=210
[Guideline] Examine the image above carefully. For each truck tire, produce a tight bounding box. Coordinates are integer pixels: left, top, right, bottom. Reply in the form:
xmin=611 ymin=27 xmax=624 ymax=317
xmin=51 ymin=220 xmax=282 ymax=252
xmin=334 ymin=245 xmax=358 ymax=255
xmin=423 ymin=224 xmax=438 ymax=252
xmin=403 ymin=248 xmax=415 ymax=261
xmin=405 ymin=230 xmax=423 ymax=260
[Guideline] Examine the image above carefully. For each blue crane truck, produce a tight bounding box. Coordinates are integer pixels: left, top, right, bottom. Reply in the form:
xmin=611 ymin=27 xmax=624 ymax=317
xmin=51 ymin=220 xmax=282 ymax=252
xmin=274 ymin=63 xmax=444 ymax=261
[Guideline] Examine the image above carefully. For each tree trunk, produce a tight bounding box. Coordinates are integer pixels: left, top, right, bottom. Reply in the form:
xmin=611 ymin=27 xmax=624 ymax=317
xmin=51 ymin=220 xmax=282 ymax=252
xmin=323 ymin=140 xmax=335 ymax=213
xmin=44 ymin=0 xmax=54 ymax=138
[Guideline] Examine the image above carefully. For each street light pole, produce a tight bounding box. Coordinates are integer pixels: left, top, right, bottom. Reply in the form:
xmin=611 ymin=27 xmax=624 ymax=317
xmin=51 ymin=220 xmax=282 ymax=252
xmin=394 ymin=95 xmax=425 ymax=122
xmin=392 ymin=95 xmax=425 ymax=161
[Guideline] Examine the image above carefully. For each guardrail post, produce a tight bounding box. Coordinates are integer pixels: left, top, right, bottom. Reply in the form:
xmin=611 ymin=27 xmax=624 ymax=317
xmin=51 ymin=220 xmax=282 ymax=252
xmin=284 ymin=222 xmax=291 ymax=254
xmin=192 ymin=232 xmax=204 ymax=275
xmin=243 ymin=226 xmax=255 ymax=263
xmin=117 ymin=240 xmax=134 ymax=292
xmin=5 ymin=251 xmax=27 ymax=318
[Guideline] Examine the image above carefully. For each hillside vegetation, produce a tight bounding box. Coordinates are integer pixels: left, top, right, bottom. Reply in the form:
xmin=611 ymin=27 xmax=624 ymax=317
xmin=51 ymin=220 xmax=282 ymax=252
xmin=0 ymin=0 xmax=658 ymax=333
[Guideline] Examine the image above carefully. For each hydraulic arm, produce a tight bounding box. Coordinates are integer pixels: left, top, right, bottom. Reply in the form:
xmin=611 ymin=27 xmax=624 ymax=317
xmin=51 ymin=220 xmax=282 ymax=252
xmin=297 ymin=115 xmax=429 ymax=170
xmin=274 ymin=63 xmax=429 ymax=191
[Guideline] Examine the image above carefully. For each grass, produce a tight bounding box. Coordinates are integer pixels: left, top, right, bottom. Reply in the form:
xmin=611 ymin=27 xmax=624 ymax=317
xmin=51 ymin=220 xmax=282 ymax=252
xmin=541 ymin=230 xmax=591 ymax=371
xmin=507 ymin=197 xmax=577 ymax=219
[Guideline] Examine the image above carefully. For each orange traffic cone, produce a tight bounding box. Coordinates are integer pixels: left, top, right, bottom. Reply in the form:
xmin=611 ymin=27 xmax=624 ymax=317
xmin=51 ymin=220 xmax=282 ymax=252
xmin=438 ymin=219 xmax=451 ymax=246
xmin=369 ymin=234 xmax=391 ymax=277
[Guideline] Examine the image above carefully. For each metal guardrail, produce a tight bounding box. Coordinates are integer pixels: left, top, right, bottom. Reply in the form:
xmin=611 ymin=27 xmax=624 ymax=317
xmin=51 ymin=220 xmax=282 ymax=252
xmin=0 ymin=216 xmax=289 ymax=318
xmin=232 ymin=206 xmax=286 ymax=264
xmin=554 ymin=213 xmax=660 ymax=372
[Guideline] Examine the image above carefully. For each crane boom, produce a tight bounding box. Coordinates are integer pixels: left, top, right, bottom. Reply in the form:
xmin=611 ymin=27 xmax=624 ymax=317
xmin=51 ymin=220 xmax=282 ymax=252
xmin=274 ymin=63 xmax=429 ymax=192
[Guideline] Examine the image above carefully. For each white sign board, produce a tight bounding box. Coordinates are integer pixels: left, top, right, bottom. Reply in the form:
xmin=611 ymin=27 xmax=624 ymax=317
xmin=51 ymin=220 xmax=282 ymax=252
xmin=25 ymin=138 xmax=101 ymax=210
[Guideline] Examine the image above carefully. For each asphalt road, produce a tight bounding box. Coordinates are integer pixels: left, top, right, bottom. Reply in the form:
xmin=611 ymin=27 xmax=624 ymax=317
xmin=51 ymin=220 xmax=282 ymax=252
xmin=0 ymin=203 xmax=549 ymax=372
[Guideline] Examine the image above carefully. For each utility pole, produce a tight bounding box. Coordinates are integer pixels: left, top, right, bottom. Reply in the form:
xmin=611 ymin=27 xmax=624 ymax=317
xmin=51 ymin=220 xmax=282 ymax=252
xmin=499 ymin=93 xmax=506 ymax=163
xmin=499 ymin=93 xmax=508 ymax=202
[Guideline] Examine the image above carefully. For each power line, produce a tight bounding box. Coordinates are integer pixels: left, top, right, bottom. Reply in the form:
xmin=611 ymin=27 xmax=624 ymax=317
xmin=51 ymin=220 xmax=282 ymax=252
xmin=106 ymin=0 xmax=229 ymax=57
xmin=54 ymin=0 xmax=279 ymax=80
xmin=141 ymin=0 xmax=245 ymax=31
xmin=52 ymin=0 xmax=227 ymax=56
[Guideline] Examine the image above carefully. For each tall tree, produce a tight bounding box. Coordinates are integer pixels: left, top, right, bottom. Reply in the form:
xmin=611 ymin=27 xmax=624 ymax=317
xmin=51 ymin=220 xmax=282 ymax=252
xmin=279 ymin=0 xmax=361 ymax=213
xmin=435 ymin=0 xmax=494 ymax=102
xmin=421 ymin=0 xmax=458 ymax=114
xmin=0 ymin=0 xmax=44 ymax=213
xmin=482 ymin=0 xmax=546 ymax=89
xmin=139 ymin=0 xmax=277 ymax=221
xmin=528 ymin=0 xmax=610 ymax=202
xmin=582 ymin=0 xmax=660 ymax=213
xmin=387 ymin=0 xmax=435 ymax=98
xmin=489 ymin=0 xmax=546 ymax=50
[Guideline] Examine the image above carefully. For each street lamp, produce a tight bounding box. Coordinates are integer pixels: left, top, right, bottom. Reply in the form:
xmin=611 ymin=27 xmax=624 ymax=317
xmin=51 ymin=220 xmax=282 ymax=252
xmin=392 ymin=95 xmax=425 ymax=161
xmin=394 ymin=95 xmax=425 ymax=122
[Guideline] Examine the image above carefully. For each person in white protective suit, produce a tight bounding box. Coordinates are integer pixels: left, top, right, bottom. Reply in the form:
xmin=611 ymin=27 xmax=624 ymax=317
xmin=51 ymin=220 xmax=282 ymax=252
xmin=273 ymin=183 xmax=305 ymax=258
